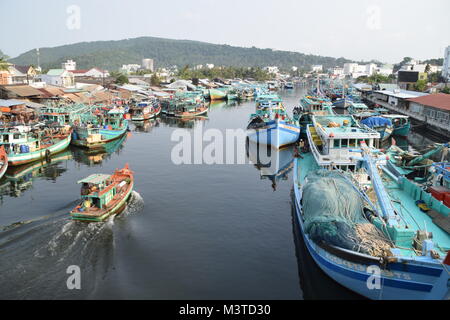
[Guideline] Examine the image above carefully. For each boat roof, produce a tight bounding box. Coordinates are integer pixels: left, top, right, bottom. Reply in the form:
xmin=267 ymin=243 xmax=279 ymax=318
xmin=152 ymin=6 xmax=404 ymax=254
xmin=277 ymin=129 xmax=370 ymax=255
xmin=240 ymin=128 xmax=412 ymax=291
xmin=314 ymin=115 xmax=379 ymax=137
xmin=382 ymin=114 xmax=409 ymax=119
xmin=350 ymin=103 xmax=368 ymax=109
xmin=77 ymin=174 xmax=111 ymax=185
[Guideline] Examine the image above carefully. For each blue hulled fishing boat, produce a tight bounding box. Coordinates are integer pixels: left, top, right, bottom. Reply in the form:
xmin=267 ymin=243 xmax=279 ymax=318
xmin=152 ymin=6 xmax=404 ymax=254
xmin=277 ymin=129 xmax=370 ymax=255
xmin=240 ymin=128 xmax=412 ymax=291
xmin=292 ymin=114 xmax=450 ymax=299
xmin=247 ymin=95 xmax=300 ymax=149
xmin=71 ymin=108 xmax=128 ymax=149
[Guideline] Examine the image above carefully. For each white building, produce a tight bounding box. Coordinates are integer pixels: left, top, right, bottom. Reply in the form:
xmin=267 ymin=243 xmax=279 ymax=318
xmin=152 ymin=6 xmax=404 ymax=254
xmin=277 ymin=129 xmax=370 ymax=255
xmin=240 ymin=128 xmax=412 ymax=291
xmin=400 ymin=63 xmax=426 ymax=73
xmin=61 ymin=59 xmax=76 ymax=71
xmin=343 ymin=63 xmax=378 ymax=78
xmin=376 ymin=65 xmax=394 ymax=76
xmin=121 ymin=64 xmax=141 ymax=74
xmin=206 ymin=64 xmax=215 ymax=69
xmin=141 ymin=58 xmax=154 ymax=72
xmin=443 ymin=46 xmax=450 ymax=81
xmin=311 ymin=65 xmax=323 ymax=73
xmin=40 ymin=69 xmax=75 ymax=87
xmin=292 ymin=66 xmax=298 ymax=72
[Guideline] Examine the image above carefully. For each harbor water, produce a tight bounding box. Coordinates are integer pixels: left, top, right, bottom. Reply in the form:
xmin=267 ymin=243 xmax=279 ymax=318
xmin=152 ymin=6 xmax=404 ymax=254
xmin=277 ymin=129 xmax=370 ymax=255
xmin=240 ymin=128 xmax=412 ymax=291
xmin=0 ymin=88 xmax=445 ymax=300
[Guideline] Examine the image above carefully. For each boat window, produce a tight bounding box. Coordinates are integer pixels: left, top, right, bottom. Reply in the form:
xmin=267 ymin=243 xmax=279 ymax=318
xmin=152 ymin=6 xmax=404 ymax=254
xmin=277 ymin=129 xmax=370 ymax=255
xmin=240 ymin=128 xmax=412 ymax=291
xmin=349 ymin=139 xmax=357 ymax=147
xmin=334 ymin=139 xmax=340 ymax=148
xmin=14 ymin=134 xmax=21 ymax=140
xmin=341 ymin=139 xmax=348 ymax=147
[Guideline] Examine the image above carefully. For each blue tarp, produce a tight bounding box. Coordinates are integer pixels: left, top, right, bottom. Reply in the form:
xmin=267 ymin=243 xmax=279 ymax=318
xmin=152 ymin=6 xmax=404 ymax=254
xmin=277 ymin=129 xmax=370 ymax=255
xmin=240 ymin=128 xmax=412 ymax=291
xmin=360 ymin=117 xmax=392 ymax=128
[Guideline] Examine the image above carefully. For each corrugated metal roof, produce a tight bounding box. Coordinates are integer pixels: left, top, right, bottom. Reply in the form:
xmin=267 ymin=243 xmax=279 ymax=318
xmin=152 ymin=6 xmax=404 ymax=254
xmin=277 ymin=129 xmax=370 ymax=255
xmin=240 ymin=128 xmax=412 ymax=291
xmin=2 ymin=85 xmax=43 ymax=97
xmin=0 ymin=99 xmax=27 ymax=107
xmin=407 ymin=93 xmax=450 ymax=111
xmin=374 ymin=89 xmax=428 ymax=99
xmin=77 ymin=174 xmax=110 ymax=185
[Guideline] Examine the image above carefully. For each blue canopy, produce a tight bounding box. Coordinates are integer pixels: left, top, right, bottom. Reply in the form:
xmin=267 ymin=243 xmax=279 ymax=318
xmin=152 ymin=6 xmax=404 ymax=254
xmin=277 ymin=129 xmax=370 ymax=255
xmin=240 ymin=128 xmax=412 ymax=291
xmin=360 ymin=116 xmax=392 ymax=128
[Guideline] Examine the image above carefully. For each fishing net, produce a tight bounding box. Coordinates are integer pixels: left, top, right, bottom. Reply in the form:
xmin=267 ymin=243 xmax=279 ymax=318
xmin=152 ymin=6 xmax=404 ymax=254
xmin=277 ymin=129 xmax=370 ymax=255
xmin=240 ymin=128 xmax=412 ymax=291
xmin=302 ymin=169 xmax=392 ymax=256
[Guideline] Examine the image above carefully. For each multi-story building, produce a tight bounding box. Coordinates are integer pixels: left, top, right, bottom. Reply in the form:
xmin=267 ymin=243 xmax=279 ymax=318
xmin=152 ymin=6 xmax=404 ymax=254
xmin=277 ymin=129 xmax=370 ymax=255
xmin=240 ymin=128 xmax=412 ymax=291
xmin=61 ymin=59 xmax=76 ymax=71
xmin=141 ymin=58 xmax=154 ymax=72
xmin=121 ymin=64 xmax=141 ymax=74
xmin=443 ymin=46 xmax=450 ymax=81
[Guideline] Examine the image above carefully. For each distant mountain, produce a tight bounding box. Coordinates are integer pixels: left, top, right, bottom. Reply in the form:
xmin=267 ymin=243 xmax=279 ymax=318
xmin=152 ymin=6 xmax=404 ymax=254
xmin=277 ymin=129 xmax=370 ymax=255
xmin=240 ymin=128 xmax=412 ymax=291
xmin=10 ymin=36 xmax=355 ymax=72
xmin=0 ymin=49 xmax=8 ymax=59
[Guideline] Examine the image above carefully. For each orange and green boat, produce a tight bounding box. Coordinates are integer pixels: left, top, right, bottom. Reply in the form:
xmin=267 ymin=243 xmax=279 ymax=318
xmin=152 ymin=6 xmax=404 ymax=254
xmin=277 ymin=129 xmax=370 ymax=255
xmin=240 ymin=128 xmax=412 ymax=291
xmin=70 ymin=164 xmax=134 ymax=222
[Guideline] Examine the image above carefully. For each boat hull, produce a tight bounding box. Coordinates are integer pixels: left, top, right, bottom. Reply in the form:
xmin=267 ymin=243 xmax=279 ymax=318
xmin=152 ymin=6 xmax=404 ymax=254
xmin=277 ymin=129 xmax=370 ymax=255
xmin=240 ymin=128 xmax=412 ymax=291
xmin=131 ymin=106 xmax=161 ymax=121
xmin=0 ymin=161 xmax=7 ymax=179
xmin=175 ymin=107 xmax=208 ymax=118
xmin=209 ymin=89 xmax=227 ymax=101
xmin=72 ymin=125 xmax=128 ymax=149
xmin=292 ymin=158 xmax=450 ymax=300
xmin=7 ymin=134 xmax=72 ymax=166
xmin=0 ymin=147 xmax=7 ymax=179
xmin=247 ymin=120 xmax=300 ymax=149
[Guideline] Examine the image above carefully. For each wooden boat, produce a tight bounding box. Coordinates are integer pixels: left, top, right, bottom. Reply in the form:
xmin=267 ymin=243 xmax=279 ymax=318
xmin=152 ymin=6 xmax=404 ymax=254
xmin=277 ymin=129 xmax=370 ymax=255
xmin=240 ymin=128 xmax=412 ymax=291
xmin=130 ymin=101 xmax=161 ymax=121
xmin=0 ymin=125 xmax=72 ymax=166
xmin=382 ymin=115 xmax=411 ymax=137
xmin=174 ymin=105 xmax=208 ymax=118
xmin=209 ymin=88 xmax=227 ymax=101
xmin=70 ymin=164 xmax=134 ymax=222
xmin=0 ymin=145 xmax=7 ymax=179
xmin=71 ymin=108 xmax=128 ymax=149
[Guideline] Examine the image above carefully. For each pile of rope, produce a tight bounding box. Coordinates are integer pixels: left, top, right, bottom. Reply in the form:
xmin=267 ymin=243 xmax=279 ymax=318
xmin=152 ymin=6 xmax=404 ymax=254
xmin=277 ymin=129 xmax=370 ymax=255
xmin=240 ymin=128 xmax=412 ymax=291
xmin=355 ymin=223 xmax=392 ymax=258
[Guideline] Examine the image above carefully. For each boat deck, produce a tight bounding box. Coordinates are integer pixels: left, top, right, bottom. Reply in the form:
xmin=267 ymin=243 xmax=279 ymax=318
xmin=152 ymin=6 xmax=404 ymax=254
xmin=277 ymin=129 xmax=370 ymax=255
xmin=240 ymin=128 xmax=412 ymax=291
xmin=383 ymin=176 xmax=450 ymax=256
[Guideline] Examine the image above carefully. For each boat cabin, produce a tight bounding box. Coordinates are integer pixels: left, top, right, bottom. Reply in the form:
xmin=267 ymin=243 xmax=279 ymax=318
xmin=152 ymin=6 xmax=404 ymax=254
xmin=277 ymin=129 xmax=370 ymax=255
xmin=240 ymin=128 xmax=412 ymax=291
xmin=0 ymin=127 xmax=39 ymax=155
xmin=78 ymin=173 xmax=117 ymax=210
xmin=307 ymin=115 xmax=381 ymax=170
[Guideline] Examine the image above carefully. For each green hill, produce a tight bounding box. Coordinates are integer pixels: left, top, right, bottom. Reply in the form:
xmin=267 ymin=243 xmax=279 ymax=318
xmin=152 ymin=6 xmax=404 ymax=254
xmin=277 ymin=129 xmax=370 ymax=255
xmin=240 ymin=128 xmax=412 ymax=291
xmin=10 ymin=36 xmax=355 ymax=72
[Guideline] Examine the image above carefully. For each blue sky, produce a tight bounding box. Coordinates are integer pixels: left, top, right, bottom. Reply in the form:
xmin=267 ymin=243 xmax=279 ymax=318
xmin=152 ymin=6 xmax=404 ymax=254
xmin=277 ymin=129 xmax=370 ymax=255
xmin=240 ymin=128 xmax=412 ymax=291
xmin=1 ymin=0 xmax=449 ymax=63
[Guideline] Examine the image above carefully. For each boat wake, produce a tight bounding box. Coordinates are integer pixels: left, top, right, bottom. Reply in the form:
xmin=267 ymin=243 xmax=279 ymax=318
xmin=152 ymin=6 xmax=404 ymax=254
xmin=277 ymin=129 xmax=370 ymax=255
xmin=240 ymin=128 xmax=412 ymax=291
xmin=0 ymin=191 xmax=144 ymax=299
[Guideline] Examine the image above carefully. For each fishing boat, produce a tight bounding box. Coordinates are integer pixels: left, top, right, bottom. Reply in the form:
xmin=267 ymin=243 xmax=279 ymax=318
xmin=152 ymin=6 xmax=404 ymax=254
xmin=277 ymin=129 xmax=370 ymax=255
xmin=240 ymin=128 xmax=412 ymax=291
xmin=284 ymin=82 xmax=294 ymax=90
xmin=247 ymin=95 xmax=300 ymax=149
xmin=71 ymin=108 xmax=128 ymax=149
xmin=0 ymin=125 xmax=72 ymax=166
xmin=384 ymin=142 xmax=449 ymax=181
xmin=382 ymin=115 xmax=411 ymax=137
xmin=333 ymin=97 xmax=353 ymax=109
xmin=292 ymin=142 xmax=450 ymax=300
xmin=129 ymin=101 xmax=161 ymax=121
xmin=227 ymin=90 xmax=239 ymax=101
xmin=174 ymin=102 xmax=208 ymax=118
xmin=70 ymin=164 xmax=134 ymax=222
xmin=360 ymin=116 xmax=393 ymax=142
xmin=209 ymin=88 xmax=227 ymax=101
xmin=0 ymin=145 xmax=7 ymax=179
xmin=305 ymin=114 xmax=381 ymax=169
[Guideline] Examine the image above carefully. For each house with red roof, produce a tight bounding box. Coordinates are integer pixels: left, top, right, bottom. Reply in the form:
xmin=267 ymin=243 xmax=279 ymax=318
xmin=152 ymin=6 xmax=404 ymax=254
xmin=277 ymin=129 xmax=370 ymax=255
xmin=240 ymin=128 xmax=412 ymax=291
xmin=407 ymin=93 xmax=450 ymax=135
